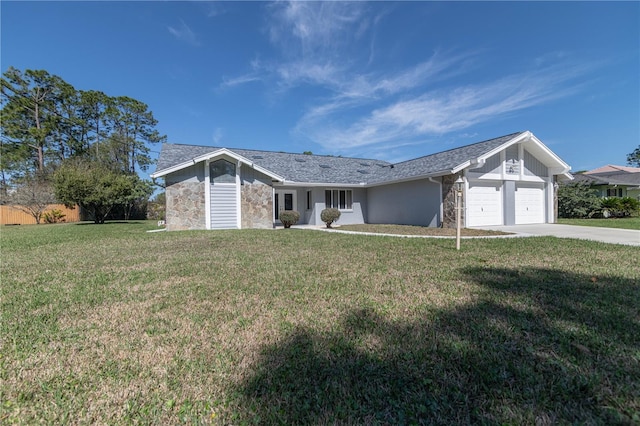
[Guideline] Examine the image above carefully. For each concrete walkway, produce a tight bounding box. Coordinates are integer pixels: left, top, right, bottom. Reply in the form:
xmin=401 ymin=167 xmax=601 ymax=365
xmin=286 ymin=223 xmax=640 ymax=246
xmin=473 ymin=224 xmax=640 ymax=247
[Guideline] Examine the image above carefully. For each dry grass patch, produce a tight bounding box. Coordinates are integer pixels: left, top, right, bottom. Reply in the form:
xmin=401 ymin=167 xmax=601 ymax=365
xmin=1 ymin=222 xmax=639 ymax=424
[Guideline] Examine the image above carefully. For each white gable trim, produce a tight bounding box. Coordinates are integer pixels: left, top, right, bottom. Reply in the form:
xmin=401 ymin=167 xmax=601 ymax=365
xmin=151 ymin=159 xmax=201 ymax=179
xmin=236 ymin=160 xmax=242 ymax=229
xmin=204 ymin=159 xmax=211 ymax=229
xmin=151 ymin=148 xmax=285 ymax=182
xmin=451 ymin=131 xmax=571 ymax=179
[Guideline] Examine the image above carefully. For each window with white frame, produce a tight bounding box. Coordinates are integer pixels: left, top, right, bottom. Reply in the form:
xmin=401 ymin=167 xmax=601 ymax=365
xmin=606 ymin=188 xmax=623 ymax=197
xmin=325 ymin=189 xmax=352 ymax=210
xmin=306 ymin=190 xmax=312 ymax=210
xmin=210 ymin=159 xmax=236 ymax=183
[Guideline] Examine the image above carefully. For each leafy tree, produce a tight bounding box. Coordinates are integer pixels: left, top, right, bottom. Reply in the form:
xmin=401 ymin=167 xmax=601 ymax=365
xmin=1 ymin=67 xmax=64 ymax=174
xmin=5 ymin=175 xmax=56 ymax=224
xmin=147 ymin=191 xmax=166 ymax=220
xmin=106 ymin=96 xmax=166 ymax=173
xmin=49 ymin=81 xmax=87 ymax=161
xmin=627 ymin=146 xmax=640 ymax=167
xmin=557 ymin=182 xmax=601 ymax=218
xmin=78 ymin=90 xmax=111 ymax=157
xmin=54 ymin=160 xmax=150 ymax=224
xmin=1 ymin=67 xmax=166 ymax=186
xmin=122 ymin=176 xmax=154 ymax=220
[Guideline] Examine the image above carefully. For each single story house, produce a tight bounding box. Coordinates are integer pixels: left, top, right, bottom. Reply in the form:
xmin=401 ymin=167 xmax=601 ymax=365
xmin=572 ymin=165 xmax=640 ymax=200
xmin=151 ymin=131 xmax=572 ymax=231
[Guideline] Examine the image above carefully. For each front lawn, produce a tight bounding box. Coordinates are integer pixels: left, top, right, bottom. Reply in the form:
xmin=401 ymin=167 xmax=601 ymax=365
xmin=2 ymin=222 xmax=639 ymax=424
xmin=334 ymin=223 xmax=509 ymax=236
xmin=558 ymin=216 xmax=640 ymax=230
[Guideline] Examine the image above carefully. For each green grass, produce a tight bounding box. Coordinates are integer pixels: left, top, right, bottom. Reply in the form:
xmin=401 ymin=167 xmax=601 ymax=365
xmin=2 ymin=221 xmax=639 ymax=424
xmin=335 ymin=224 xmax=509 ymax=236
xmin=558 ymin=216 xmax=640 ymax=230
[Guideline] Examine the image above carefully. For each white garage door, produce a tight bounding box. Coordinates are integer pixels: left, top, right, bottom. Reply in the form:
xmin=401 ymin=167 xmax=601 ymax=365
xmin=466 ymin=181 xmax=503 ymax=227
xmin=515 ymin=183 xmax=545 ymax=224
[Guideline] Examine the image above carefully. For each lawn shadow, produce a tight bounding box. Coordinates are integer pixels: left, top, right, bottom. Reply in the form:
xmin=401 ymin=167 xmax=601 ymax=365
xmin=235 ymin=268 xmax=639 ymax=424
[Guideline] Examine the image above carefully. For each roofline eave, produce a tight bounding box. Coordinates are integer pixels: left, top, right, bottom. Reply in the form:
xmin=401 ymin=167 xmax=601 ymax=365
xmin=150 ymin=148 xmax=285 ymax=182
xmin=275 ymin=181 xmax=367 ymax=188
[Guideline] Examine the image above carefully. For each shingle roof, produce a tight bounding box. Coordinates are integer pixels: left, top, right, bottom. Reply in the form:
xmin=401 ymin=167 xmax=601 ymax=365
xmin=156 ymin=143 xmax=393 ymax=184
xmin=154 ymin=132 xmax=526 ymax=185
xmin=584 ymin=164 xmax=640 ymax=175
xmin=573 ymin=172 xmax=640 ymax=186
xmin=367 ymin=132 xmax=522 ymax=183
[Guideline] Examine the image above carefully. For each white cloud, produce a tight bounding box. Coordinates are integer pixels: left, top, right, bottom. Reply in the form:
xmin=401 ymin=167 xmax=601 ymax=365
xmin=221 ymin=1 xmax=597 ymax=156
xmin=220 ymin=73 xmax=262 ymax=89
xmin=168 ymin=19 xmax=200 ymax=46
xmin=268 ymin=1 xmax=366 ymax=55
xmin=206 ymin=2 xmax=226 ymax=18
xmin=296 ymin=64 xmax=592 ymax=152
xmin=212 ymin=127 xmax=223 ymax=144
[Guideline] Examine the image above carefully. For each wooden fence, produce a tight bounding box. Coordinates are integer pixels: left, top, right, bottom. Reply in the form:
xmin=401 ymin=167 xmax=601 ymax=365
xmin=0 ymin=204 xmax=81 ymax=225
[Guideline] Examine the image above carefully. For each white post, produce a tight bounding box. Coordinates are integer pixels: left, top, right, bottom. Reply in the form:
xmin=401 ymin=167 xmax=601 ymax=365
xmin=456 ymin=189 xmax=461 ymax=251
xmin=455 ymin=176 xmax=464 ymax=251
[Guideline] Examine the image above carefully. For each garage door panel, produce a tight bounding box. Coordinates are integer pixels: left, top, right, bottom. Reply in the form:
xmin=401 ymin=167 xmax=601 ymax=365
xmin=515 ymin=183 xmax=544 ymax=224
xmin=467 ymin=181 xmax=503 ymax=227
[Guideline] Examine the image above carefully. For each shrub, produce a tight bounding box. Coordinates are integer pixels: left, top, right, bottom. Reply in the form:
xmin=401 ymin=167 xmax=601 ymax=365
xmin=619 ymin=196 xmax=640 ymax=216
xmin=602 ymin=196 xmax=640 ymax=217
xmin=146 ymin=202 xmax=166 ymax=221
xmin=43 ymin=209 xmax=66 ymax=224
xmin=279 ymin=210 xmax=300 ymax=228
xmin=320 ymin=208 xmax=341 ymax=228
xmin=557 ymin=183 xmax=600 ymax=218
xmin=600 ymin=197 xmax=622 ymax=218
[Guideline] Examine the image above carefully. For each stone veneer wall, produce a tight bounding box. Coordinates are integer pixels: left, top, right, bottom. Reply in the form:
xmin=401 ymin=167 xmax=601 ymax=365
xmin=441 ymin=174 xmax=465 ymax=228
xmin=166 ymin=181 xmax=206 ymax=231
xmin=241 ymin=183 xmax=273 ymax=229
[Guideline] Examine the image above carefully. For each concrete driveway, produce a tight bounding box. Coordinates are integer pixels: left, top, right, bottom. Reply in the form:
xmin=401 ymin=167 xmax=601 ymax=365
xmin=474 ymin=224 xmax=640 ymax=246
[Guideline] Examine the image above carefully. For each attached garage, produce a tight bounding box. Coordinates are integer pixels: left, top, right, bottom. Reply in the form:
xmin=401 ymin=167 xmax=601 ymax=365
xmin=466 ymin=180 xmax=548 ymax=227
xmin=153 ymin=131 xmax=571 ymax=231
xmin=466 ymin=181 xmax=503 ymax=227
xmin=515 ymin=182 xmax=545 ymax=224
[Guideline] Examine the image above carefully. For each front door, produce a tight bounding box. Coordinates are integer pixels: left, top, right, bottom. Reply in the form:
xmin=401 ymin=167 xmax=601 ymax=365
xmin=275 ymin=190 xmax=296 ymax=221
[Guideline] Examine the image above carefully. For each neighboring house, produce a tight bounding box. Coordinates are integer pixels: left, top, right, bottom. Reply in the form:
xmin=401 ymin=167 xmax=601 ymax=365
xmin=573 ymin=165 xmax=640 ymax=200
xmin=151 ymin=131 xmax=572 ymax=231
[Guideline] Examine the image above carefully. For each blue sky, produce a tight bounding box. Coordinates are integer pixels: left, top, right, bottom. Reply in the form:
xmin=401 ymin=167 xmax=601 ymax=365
xmin=2 ymin=1 xmax=639 ymax=175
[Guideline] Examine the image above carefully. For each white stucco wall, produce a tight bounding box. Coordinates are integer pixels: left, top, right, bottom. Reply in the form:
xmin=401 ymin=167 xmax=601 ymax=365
xmin=367 ymin=179 xmax=441 ymax=227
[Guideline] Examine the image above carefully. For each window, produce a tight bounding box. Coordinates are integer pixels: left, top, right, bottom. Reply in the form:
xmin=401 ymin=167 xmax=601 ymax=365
xmin=284 ymin=193 xmax=293 ymax=210
xmin=325 ymin=189 xmax=352 ymax=210
xmin=606 ymin=188 xmax=623 ymax=197
xmin=210 ymin=159 xmax=235 ymax=183
xmin=306 ymin=190 xmax=312 ymax=210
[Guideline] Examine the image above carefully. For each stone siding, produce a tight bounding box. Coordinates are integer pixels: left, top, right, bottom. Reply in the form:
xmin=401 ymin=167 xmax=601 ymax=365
xmin=442 ymin=174 xmax=465 ymax=228
xmin=241 ymin=182 xmax=273 ymax=229
xmin=166 ymin=181 xmax=206 ymax=231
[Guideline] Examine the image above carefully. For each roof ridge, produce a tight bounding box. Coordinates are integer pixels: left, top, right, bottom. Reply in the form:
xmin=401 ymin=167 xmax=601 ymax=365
xmin=585 ymin=164 xmax=640 ymax=174
xmin=391 ymin=131 xmax=523 ymax=165
xmin=163 ymin=142 xmax=389 ymax=163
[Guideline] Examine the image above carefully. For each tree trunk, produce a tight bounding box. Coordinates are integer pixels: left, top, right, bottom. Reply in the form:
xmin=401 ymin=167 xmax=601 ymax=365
xmin=34 ymin=102 xmax=45 ymax=173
